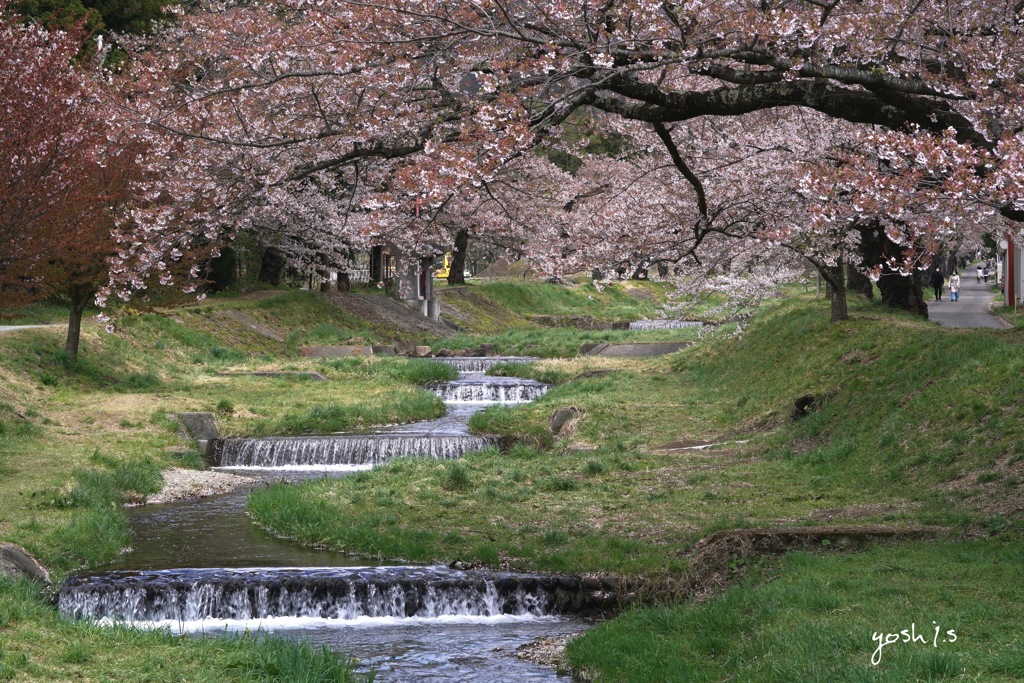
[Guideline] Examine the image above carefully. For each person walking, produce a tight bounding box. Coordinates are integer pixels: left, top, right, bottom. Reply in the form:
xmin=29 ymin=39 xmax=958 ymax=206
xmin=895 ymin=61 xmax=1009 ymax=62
xmin=976 ymin=264 xmax=983 ymax=282
xmin=949 ymin=271 xmax=961 ymax=302
xmin=930 ymin=268 xmax=944 ymax=302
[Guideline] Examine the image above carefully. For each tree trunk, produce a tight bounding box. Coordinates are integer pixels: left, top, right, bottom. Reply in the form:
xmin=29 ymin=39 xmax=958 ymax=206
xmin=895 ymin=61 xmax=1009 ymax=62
xmin=447 ymin=229 xmax=469 ymax=285
xmin=369 ymin=245 xmax=384 ymax=283
xmin=827 ymin=267 xmax=848 ymax=322
xmin=65 ymin=289 xmax=91 ymax=362
xmin=858 ymin=222 xmax=928 ymax=318
xmin=815 ymin=258 xmax=849 ymax=322
xmin=258 ymin=246 xmax=287 ymax=285
xmin=319 ymin=272 xmax=335 ymax=292
xmin=877 ymin=270 xmax=928 ymax=318
xmin=846 ymin=263 xmax=874 ymax=300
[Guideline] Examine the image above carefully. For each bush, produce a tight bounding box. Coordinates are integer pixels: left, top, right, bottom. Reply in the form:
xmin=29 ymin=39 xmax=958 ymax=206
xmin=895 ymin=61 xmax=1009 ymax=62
xmin=440 ymin=462 xmax=473 ymax=492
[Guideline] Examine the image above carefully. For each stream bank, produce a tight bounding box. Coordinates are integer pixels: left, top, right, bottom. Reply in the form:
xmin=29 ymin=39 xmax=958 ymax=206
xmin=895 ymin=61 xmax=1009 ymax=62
xmin=63 ymin=359 xmax=600 ymax=681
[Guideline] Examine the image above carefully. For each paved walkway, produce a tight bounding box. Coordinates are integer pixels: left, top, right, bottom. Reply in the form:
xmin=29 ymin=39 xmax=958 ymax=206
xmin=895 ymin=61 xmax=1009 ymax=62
xmin=927 ymin=265 xmax=1010 ymax=329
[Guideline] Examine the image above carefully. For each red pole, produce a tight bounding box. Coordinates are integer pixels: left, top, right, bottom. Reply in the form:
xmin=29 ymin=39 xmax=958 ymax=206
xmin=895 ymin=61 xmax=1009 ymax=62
xmin=1009 ymin=232 xmax=1017 ymax=309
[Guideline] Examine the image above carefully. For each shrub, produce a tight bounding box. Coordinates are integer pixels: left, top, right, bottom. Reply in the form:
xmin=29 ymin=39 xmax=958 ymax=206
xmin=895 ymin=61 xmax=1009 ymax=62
xmin=440 ymin=462 xmax=473 ymax=492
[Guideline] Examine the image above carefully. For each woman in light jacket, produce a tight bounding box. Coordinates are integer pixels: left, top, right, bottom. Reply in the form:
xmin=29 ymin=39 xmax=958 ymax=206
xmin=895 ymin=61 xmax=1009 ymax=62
xmin=949 ymin=272 xmax=961 ymax=302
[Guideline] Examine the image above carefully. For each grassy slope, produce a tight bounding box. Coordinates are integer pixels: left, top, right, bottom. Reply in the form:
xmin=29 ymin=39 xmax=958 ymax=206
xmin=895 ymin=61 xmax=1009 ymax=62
xmin=4 ymin=281 xmax=1023 ymax=682
xmin=568 ymin=538 xmax=1024 ymax=682
xmin=247 ymin=289 xmax=1024 ymax=681
xmin=0 ymin=279 xmax=684 ymax=683
xmin=436 ymin=278 xmax=703 ymax=356
xmin=0 ymin=302 xmax=456 ymax=574
xmin=0 ymin=289 xmax=463 ymax=682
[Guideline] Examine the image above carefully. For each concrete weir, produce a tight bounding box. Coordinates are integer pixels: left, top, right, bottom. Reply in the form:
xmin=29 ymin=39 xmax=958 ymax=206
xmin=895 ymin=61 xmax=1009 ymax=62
xmin=429 ymin=375 xmax=548 ymax=403
xmin=209 ymin=433 xmax=497 ymax=468
xmin=59 ymin=566 xmax=619 ymax=624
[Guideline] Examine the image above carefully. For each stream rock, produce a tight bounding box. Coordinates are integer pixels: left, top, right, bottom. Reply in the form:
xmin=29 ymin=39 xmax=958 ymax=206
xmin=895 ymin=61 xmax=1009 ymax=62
xmin=550 ymin=407 xmax=584 ymax=436
xmin=0 ymin=543 xmax=50 ymax=585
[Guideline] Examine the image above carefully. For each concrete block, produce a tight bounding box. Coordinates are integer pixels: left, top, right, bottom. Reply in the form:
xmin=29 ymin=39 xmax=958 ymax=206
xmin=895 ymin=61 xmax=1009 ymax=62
xmin=176 ymin=412 xmax=220 ymax=441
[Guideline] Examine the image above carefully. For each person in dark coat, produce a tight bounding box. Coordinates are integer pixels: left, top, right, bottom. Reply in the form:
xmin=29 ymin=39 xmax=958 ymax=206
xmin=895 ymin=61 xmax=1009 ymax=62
xmin=930 ymin=269 xmax=944 ymax=302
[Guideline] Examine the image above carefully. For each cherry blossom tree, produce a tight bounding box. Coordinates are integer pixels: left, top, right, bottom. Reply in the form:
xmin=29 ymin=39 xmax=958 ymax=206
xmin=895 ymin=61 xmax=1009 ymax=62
xmin=110 ymin=0 xmax=1024 ymax=320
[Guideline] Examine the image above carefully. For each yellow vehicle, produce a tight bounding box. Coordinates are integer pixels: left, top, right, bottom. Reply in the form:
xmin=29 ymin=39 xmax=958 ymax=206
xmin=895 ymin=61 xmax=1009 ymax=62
xmin=434 ymin=252 xmax=453 ymax=278
xmin=434 ymin=252 xmax=471 ymax=279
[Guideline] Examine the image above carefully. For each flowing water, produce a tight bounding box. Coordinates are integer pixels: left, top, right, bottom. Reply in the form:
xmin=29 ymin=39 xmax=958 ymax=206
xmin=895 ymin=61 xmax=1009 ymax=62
xmin=628 ymin=319 xmax=703 ymax=330
xmin=61 ymin=360 xmax=592 ymax=681
xmin=430 ymin=356 xmax=538 ymax=373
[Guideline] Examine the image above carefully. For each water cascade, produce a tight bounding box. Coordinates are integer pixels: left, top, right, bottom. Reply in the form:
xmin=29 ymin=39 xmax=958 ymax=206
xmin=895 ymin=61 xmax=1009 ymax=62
xmin=628 ymin=319 xmax=703 ymax=330
xmin=60 ymin=360 xmax=594 ymax=680
xmin=431 ymin=356 xmax=537 ymax=373
xmin=429 ymin=375 xmax=548 ymax=403
xmin=59 ymin=566 xmax=607 ymax=626
xmin=211 ymin=373 xmax=543 ymax=469
xmin=213 ymin=434 xmax=497 ymax=468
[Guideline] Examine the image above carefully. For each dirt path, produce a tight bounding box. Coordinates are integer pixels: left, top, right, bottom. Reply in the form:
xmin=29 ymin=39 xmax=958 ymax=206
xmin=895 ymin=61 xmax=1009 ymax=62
xmin=0 ymin=324 xmax=63 ymax=333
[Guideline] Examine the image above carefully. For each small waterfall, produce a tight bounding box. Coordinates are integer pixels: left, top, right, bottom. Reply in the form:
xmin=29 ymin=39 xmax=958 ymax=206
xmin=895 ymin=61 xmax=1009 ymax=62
xmin=431 ymin=356 xmax=538 ymax=373
xmin=59 ymin=566 xmax=602 ymax=624
xmin=430 ymin=377 xmax=548 ymax=403
xmin=214 ymin=434 xmax=497 ymax=468
xmin=628 ymin=319 xmax=703 ymax=330
xmin=207 ymin=360 xmax=547 ymax=469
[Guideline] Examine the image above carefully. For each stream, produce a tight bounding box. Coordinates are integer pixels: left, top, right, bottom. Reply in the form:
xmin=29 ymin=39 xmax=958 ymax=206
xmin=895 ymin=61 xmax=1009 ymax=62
xmin=59 ymin=358 xmax=595 ymax=681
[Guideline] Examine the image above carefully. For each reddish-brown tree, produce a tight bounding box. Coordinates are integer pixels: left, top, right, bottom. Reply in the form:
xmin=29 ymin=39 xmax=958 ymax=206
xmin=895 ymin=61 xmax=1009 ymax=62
xmin=0 ymin=2 xmax=130 ymax=359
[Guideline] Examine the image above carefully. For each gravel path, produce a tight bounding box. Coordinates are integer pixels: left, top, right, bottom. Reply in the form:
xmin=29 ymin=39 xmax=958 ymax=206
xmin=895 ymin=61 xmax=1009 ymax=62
xmin=143 ymin=468 xmax=254 ymax=505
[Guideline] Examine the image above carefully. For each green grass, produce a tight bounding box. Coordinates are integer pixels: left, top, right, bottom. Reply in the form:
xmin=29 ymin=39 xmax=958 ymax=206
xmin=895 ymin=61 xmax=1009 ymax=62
xmin=470 ymin=279 xmax=670 ymax=320
xmin=0 ymin=302 xmax=82 ymax=325
xmin=567 ymin=538 xmax=1024 ymax=682
xmin=249 ymin=294 xmax=1024 ymax=582
xmin=323 ymin=356 xmax=458 ymax=384
xmin=14 ymin=451 xmax=163 ymax=573
xmin=251 ymin=391 xmax=445 ymax=436
xmin=438 ymin=326 xmax=700 ymax=358
xmin=183 ymin=290 xmax=378 ymax=349
xmin=0 ymin=578 xmax=369 ymax=683
xmin=436 ymin=277 xmax=708 ymax=338
xmin=4 ymin=283 xmax=1024 ymax=683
